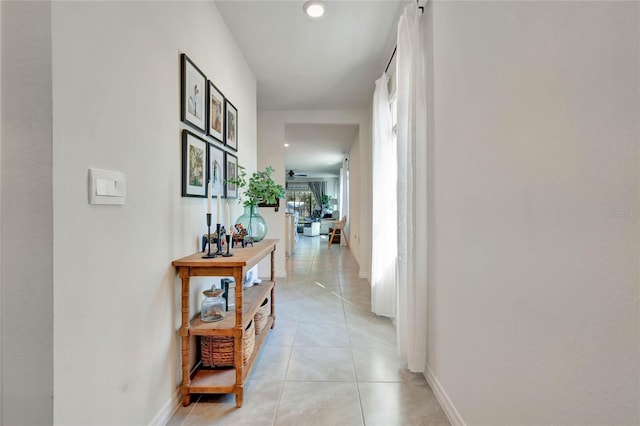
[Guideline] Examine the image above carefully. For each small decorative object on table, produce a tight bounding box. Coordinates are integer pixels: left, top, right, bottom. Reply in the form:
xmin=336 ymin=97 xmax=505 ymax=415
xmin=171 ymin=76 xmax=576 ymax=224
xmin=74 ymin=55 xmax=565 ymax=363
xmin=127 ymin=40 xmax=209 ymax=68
xmin=202 ymin=231 xmax=225 ymax=253
xmin=223 ymin=232 xmax=234 ymax=257
xmin=202 ymin=181 xmax=218 ymax=258
xmin=243 ymin=265 xmax=261 ymax=288
xmin=236 ymin=204 xmax=268 ymax=242
xmin=221 ymin=278 xmax=236 ymax=310
xmin=232 ymin=223 xmax=253 ymax=248
xmin=202 ymin=213 xmax=216 ymax=258
xmin=201 ymin=288 xmax=225 ymax=322
xmin=215 ymin=224 xmax=223 ymax=255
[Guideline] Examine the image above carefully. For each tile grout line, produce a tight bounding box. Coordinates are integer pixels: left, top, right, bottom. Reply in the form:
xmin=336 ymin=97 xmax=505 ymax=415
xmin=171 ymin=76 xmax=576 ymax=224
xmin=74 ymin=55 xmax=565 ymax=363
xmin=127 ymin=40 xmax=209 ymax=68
xmin=347 ymin=286 xmax=367 ymax=426
xmin=275 ymin=235 xmax=314 ymax=426
xmin=179 ymin=394 xmax=201 ymax=426
xmin=337 ymin=250 xmax=367 ymax=426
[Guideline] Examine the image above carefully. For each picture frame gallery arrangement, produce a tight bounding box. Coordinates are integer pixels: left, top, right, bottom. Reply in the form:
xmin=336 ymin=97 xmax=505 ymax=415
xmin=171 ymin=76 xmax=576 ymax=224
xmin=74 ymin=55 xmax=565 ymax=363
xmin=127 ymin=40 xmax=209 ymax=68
xmin=181 ymin=53 xmax=239 ymax=199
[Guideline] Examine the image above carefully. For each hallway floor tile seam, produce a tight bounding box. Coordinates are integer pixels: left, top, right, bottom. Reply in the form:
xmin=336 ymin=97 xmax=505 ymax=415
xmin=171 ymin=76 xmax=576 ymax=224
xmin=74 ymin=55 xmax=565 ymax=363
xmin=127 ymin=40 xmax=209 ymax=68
xmin=348 ymin=337 xmax=367 ymax=426
xmin=271 ymin=379 xmax=286 ymax=426
xmin=179 ymin=395 xmax=200 ymax=425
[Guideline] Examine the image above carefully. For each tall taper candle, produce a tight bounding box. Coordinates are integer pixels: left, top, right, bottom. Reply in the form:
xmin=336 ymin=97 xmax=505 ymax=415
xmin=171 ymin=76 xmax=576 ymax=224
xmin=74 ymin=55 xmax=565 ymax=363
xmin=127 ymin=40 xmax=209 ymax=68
xmin=217 ymin=195 xmax=221 ymax=224
xmin=226 ymin=202 xmax=231 ymax=234
xmin=207 ymin=181 xmax=212 ymax=214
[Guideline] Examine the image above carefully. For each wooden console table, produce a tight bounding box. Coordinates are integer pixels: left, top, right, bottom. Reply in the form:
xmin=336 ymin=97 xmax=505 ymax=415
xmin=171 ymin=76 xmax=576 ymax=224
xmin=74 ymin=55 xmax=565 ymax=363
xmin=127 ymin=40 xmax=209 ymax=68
xmin=172 ymin=239 xmax=278 ymax=407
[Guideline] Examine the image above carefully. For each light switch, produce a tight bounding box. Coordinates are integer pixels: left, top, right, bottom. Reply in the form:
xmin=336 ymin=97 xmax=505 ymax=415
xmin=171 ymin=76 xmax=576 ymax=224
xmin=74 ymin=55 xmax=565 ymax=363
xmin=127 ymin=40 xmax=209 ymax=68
xmin=96 ymin=179 xmax=108 ymax=196
xmin=114 ymin=180 xmax=125 ymax=196
xmin=89 ymin=168 xmax=126 ymax=205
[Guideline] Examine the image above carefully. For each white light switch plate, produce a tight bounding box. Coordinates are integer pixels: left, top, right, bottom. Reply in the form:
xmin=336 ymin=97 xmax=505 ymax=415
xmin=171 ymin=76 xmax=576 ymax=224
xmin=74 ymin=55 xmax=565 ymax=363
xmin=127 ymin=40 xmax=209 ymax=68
xmin=89 ymin=168 xmax=126 ymax=205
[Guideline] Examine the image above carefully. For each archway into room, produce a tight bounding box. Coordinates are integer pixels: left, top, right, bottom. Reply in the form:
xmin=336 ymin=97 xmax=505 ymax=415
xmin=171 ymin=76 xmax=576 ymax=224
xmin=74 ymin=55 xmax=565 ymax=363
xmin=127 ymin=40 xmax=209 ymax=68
xmin=256 ymin=111 xmax=372 ymax=281
xmin=284 ymin=123 xmax=356 ymax=242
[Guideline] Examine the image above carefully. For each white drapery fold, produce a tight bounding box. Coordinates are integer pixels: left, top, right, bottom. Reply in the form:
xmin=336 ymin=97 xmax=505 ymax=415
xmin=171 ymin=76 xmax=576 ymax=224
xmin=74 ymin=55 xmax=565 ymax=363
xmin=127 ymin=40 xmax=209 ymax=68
xmin=396 ymin=1 xmax=428 ymax=373
xmin=339 ymin=158 xmax=349 ymax=245
xmin=371 ymin=73 xmax=397 ymax=318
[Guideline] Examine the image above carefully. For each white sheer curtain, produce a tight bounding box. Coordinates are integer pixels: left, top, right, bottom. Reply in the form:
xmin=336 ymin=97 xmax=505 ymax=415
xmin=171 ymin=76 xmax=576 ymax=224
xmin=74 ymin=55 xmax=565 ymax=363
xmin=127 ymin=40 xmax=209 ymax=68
xmin=371 ymin=73 xmax=397 ymax=317
xmin=396 ymin=1 xmax=428 ymax=373
xmin=339 ymin=159 xmax=349 ymax=245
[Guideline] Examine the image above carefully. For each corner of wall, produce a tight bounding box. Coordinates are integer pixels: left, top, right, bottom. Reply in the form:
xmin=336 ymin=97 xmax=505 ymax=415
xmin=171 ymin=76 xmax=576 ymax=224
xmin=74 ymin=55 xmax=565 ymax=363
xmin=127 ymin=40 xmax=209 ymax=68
xmin=424 ymin=365 xmax=466 ymax=426
xmin=147 ymin=390 xmax=181 ymax=426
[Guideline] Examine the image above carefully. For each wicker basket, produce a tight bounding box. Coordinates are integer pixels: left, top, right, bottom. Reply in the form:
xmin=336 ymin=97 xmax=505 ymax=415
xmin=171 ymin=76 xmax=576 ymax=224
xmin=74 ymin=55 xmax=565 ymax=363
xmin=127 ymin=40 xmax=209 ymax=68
xmin=242 ymin=320 xmax=255 ymax=364
xmin=201 ymin=320 xmax=255 ymax=368
xmin=254 ymin=297 xmax=270 ymax=335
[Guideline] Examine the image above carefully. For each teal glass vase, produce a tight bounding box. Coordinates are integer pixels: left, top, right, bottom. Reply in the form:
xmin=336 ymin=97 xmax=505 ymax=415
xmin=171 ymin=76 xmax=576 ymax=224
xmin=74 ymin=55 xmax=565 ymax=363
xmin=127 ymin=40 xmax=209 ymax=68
xmin=235 ymin=204 xmax=267 ymax=242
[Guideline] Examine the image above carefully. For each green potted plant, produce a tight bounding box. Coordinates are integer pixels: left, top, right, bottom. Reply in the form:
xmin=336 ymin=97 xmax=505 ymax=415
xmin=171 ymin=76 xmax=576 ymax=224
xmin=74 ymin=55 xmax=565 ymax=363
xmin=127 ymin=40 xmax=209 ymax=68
xmin=226 ymin=165 xmax=285 ymax=242
xmin=321 ymin=194 xmax=331 ymax=214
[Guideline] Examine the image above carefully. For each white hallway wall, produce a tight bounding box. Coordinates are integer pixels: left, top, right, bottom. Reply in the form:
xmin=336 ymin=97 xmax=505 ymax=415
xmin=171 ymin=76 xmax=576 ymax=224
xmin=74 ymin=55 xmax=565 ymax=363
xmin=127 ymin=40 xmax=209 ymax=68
xmin=426 ymin=2 xmax=639 ymax=425
xmin=52 ymin=2 xmax=256 ymax=424
xmin=1 ymin=2 xmax=53 ymax=425
xmin=257 ymin=110 xmax=371 ymax=279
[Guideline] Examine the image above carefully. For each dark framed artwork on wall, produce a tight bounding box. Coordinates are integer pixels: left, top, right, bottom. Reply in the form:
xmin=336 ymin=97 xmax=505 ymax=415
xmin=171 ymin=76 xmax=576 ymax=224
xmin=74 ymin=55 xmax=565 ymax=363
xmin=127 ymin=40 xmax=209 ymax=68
xmin=225 ymin=152 xmax=238 ymax=199
xmin=225 ymin=100 xmax=238 ymax=151
xmin=208 ymin=143 xmax=225 ymax=198
xmin=182 ymin=130 xmax=207 ymax=198
xmin=181 ymin=53 xmax=207 ymax=132
xmin=207 ymin=81 xmax=225 ymax=143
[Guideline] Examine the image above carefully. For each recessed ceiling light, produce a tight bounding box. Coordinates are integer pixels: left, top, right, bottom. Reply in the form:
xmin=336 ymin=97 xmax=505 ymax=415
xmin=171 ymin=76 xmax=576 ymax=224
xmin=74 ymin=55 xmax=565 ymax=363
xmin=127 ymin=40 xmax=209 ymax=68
xmin=303 ymin=1 xmax=325 ymax=18
xmin=284 ymin=143 xmax=290 ymax=147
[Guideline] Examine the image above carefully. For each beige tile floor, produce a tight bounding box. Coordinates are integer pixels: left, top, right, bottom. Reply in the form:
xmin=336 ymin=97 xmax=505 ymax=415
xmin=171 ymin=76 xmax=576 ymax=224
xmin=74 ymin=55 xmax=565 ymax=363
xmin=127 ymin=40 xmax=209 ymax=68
xmin=168 ymin=235 xmax=450 ymax=426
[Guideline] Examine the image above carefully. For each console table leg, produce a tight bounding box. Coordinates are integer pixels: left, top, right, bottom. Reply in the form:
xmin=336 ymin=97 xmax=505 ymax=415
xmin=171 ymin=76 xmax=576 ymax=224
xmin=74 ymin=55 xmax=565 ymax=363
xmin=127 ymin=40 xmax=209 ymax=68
xmin=272 ymin=248 xmax=277 ymax=328
xmin=235 ymin=386 xmax=244 ymax=408
xmin=179 ymin=269 xmax=192 ymax=407
xmin=182 ymin=393 xmax=191 ymax=407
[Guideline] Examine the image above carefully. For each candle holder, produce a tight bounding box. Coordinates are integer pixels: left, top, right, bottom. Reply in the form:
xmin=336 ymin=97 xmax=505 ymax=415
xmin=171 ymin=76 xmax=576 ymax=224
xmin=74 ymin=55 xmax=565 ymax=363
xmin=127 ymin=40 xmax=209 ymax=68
xmin=222 ymin=234 xmax=234 ymax=257
xmin=202 ymin=213 xmax=217 ymax=259
xmin=215 ymin=224 xmax=224 ymax=255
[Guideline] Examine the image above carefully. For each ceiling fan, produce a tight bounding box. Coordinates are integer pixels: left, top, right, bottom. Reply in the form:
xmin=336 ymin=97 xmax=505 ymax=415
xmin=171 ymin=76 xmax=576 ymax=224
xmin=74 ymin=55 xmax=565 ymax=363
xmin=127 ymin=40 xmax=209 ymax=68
xmin=288 ymin=170 xmax=308 ymax=179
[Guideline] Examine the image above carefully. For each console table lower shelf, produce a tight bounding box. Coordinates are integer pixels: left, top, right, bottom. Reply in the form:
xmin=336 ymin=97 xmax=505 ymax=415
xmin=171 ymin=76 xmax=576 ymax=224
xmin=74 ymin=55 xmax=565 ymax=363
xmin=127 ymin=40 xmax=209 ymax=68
xmin=188 ymin=316 xmax=274 ymax=393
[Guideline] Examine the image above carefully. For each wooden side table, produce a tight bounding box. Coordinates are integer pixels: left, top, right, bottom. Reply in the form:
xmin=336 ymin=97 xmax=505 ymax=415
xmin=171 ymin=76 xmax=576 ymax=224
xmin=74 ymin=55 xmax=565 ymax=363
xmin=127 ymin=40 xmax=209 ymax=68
xmin=172 ymin=239 xmax=278 ymax=407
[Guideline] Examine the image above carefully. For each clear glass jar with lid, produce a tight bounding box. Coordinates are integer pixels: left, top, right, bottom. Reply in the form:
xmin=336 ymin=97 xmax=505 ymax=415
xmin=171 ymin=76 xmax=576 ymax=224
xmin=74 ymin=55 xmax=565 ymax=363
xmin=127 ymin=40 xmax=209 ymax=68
xmin=201 ymin=288 xmax=225 ymax=322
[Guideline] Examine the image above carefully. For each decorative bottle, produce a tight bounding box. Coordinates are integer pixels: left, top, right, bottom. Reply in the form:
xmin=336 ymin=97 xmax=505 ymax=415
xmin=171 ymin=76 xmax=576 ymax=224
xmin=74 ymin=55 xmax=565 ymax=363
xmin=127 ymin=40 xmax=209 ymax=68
xmin=235 ymin=204 xmax=268 ymax=242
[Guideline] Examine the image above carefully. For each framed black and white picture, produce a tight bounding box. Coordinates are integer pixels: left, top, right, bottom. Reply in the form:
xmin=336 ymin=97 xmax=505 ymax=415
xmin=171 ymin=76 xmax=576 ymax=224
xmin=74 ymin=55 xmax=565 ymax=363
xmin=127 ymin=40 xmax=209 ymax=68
xmin=208 ymin=143 xmax=225 ymax=198
xmin=181 ymin=54 xmax=206 ymax=132
xmin=207 ymin=81 xmax=225 ymax=142
xmin=182 ymin=130 xmax=207 ymax=197
xmin=225 ymin=100 xmax=238 ymax=151
xmin=225 ymin=152 xmax=238 ymax=199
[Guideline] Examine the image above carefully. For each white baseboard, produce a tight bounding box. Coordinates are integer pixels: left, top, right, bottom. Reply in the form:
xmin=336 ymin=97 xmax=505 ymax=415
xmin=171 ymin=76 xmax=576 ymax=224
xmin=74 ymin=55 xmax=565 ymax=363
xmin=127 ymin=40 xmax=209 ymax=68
xmin=148 ymin=389 xmax=181 ymax=426
xmin=424 ymin=365 xmax=465 ymax=426
xmin=259 ymin=271 xmax=286 ymax=279
xmin=358 ymin=268 xmax=370 ymax=281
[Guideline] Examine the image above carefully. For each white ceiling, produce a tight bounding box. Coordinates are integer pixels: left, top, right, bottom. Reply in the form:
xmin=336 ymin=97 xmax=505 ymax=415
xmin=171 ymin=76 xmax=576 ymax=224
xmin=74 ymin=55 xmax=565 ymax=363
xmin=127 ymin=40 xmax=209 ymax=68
xmin=215 ymin=0 xmax=405 ymax=178
xmin=215 ymin=0 xmax=405 ymax=111
xmin=285 ymin=124 xmax=358 ymax=177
